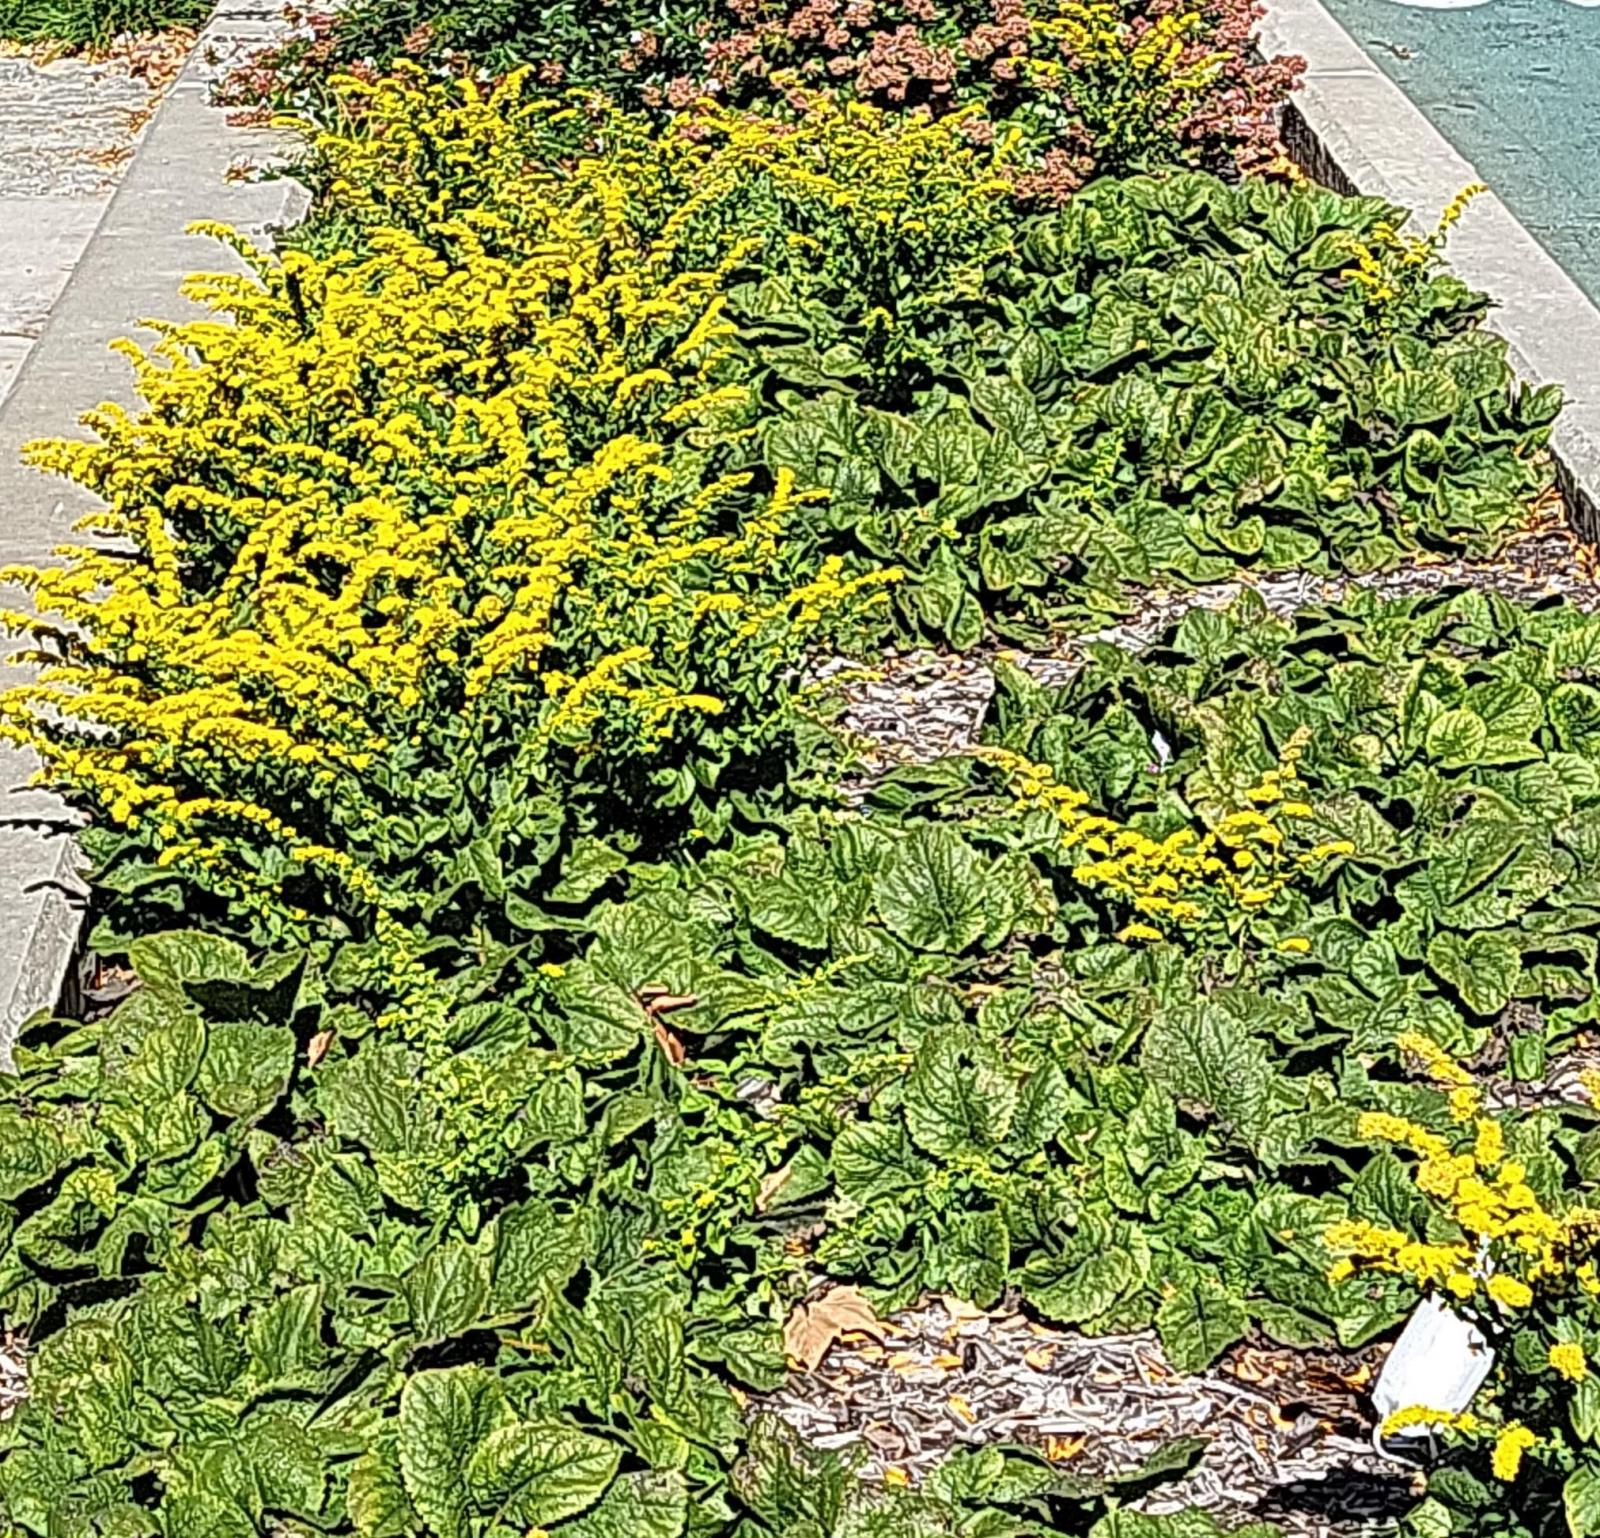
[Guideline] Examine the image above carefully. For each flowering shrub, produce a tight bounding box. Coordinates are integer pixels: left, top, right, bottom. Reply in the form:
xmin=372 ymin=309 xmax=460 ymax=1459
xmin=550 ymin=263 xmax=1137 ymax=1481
xmin=1329 ymin=1043 xmax=1600 ymax=1537
xmin=982 ymin=729 xmax=1355 ymax=947
xmin=276 ymin=74 xmax=1562 ymax=652
xmin=221 ymin=0 xmax=1301 ymax=194
xmin=0 ymin=78 xmax=898 ymax=958
xmin=303 ymin=65 xmax=1016 ymax=331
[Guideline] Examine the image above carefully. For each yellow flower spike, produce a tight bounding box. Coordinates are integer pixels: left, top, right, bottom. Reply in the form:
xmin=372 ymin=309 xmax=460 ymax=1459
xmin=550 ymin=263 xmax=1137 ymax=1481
xmin=980 ymin=733 xmax=1346 ymax=938
xmin=1491 ymin=1422 xmax=1537 ymax=1482
xmin=1397 ymin=1032 xmax=1475 ymax=1089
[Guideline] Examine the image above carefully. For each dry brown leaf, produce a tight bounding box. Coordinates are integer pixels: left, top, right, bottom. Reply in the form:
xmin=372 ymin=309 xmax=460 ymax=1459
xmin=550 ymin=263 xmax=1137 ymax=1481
xmin=1023 ymin=1346 xmax=1055 ymax=1371
xmin=1044 ymin=1435 xmax=1086 ymax=1462
xmin=783 ymin=1286 xmax=885 ymax=1372
xmin=652 ymin=1021 xmax=686 ymax=1067
xmin=307 ymin=1029 xmax=334 ymax=1067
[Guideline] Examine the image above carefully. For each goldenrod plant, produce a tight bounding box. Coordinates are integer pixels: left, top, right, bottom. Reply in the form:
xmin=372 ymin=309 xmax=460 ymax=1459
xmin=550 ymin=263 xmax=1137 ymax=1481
xmin=1 ymin=79 xmax=901 ymax=954
xmin=981 ymin=727 xmax=1354 ymax=946
xmin=1330 ymin=1042 xmax=1600 ymax=1534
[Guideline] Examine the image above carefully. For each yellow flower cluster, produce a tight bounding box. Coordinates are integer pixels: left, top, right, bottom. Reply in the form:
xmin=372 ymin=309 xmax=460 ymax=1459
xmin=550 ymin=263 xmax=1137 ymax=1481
xmin=1027 ymin=0 xmax=1227 ymax=166
xmin=1329 ymin=1039 xmax=1600 ymax=1485
xmin=322 ymin=64 xmax=1015 ymax=304
xmin=1344 ymin=184 xmax=1487 ymax=311
xmin=981 ymin=727 xmax=1352 ymax=940
xmin=1326 ymin=1066 xmax=1592 ymax=1309
xmin=1493 ymin=1422 xmax=1539 ymax=1482
xmin=1376 ymin=1407 xmax=1538 ymax=1483
xmin=1381 ymin=1404 xmax=1481 ymax=1438
xmin=0 ymin=71 xmax=899 ymax=925
xmin=1550 ymin=1341 xmax=1588 ymax=1382
xmin=1397 ymin=1030 xmax=1487 ymax=1125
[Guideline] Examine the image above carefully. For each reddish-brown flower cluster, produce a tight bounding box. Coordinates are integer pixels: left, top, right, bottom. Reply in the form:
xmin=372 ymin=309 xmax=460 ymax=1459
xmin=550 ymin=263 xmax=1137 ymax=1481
xmin=214 ymin=5 xmax=340 ymax=120
xmin=698 ymin=0 xmax=1297 ymax=188
xmin=700 ymin=0 xmax=1005 ymax=109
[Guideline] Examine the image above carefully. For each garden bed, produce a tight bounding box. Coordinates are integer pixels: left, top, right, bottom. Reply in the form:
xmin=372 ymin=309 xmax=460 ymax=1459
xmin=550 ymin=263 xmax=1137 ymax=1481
xmin=3 ymin=2 xmax=1600 ymax=1536
xmin=760 ymin=1299 xmax=1408 ymax=1536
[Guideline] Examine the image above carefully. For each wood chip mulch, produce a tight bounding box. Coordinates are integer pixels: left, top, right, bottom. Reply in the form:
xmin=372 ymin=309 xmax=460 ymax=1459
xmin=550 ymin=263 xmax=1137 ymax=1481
xmin=827 ymin=520 xmax=1600 ymax=779
xmin=0 ymin=1333 xmax=26 ymax=1423
xmin=758 ymin=1298 xmax=1416 ymax=1537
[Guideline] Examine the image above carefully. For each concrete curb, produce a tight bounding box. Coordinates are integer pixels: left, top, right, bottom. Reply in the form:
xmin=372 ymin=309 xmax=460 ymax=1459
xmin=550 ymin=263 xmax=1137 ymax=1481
xmin=0 ymin=0 xmax=307 ymax=1065
xmin=1260 ymin=0 xmax=1600 ymax=543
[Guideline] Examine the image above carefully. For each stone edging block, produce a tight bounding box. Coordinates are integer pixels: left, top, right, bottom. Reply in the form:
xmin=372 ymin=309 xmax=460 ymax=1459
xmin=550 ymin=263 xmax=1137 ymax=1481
xmin=0 ymin=0 xmax=308 ymax=1066
xmin=1260 ymin=0 xmax=1600 ymax=543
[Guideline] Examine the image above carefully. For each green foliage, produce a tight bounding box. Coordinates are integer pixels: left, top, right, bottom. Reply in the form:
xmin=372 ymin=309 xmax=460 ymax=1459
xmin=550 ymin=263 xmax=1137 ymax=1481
xmin=0 ymin=47 xmax=1580 ymax=1538
xmin=0 ymin=922 xmax=1294 ymax=1533
xmin=1003 ymin=584 xmax=1600 ymax=1046
xmin=0 ymin=0 xmax=203 ymax=46
xmin=757 ymin=173 xmax=1559 ymax=643
xmin=24 ymin=582 xmax=1600 ymax=1533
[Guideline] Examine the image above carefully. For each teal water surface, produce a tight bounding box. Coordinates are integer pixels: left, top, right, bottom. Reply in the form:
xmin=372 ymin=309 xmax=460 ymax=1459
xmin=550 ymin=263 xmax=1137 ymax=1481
xmin=1314 ymin=0 xmax=1600 ymax=301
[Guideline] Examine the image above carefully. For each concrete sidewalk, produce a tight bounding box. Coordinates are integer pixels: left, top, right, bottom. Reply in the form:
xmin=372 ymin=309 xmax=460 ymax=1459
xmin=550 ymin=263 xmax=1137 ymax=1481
xmin=0 ymin=0 xmax=308 ymax=1062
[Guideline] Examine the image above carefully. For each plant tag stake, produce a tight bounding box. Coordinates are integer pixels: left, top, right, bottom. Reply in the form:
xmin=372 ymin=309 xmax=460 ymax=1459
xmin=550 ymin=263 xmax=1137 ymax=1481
xmin=1370 ymin=1295 xmax=1495 ymax=1461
